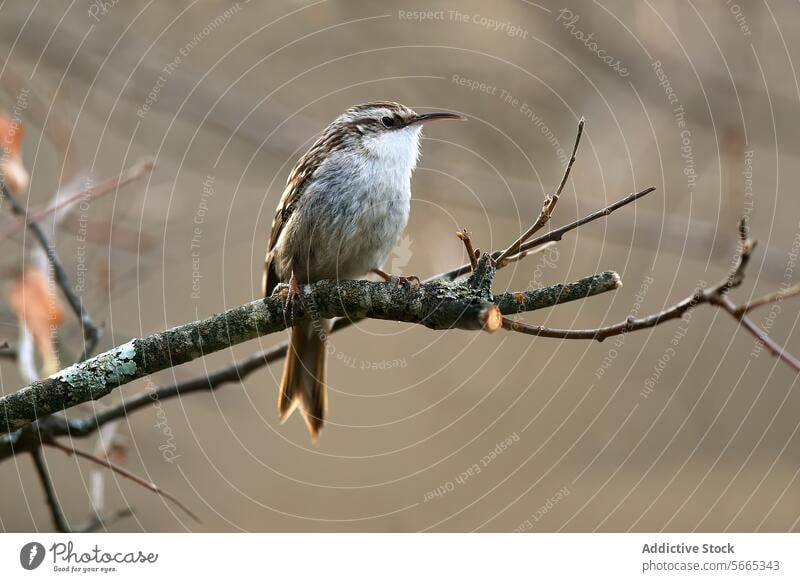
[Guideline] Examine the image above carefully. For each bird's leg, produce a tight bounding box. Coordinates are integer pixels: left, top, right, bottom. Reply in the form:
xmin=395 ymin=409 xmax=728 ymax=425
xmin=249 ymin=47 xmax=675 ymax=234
xmin=371 ymin=267 xmax=421 ymax=289
xmin=283 ymin=270 xmax=303 ymax=321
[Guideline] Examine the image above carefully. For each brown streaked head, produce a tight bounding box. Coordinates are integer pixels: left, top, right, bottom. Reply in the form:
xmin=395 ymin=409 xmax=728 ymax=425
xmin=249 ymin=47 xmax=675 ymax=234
xmin=337 ymin=101 xmax=465 ymax=135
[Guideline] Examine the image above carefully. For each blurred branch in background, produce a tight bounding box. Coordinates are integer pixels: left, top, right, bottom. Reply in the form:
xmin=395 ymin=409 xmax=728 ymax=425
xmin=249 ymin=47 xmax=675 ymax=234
xmin=47 ymin=438 xmax=198 ymax=523
xmin=0 ymin=101 xmax=156 ymax=530
xmin=30 ymin=444 xmax=135 ymax=532
xmin=0 ymin=157 xmax=154 ymax=243
xmin=1 ymin=182 xmax=101 ymax=360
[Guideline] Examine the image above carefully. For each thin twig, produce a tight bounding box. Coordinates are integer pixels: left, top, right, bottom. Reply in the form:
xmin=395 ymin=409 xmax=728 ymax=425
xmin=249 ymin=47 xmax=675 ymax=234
xmin=503 ymin=218 xmax=800 ymax=373
xmin=1 ymin=182 xmax=101 ymax=359
xmin=502 ymin=290 xmax=703 ymax=341
xmin=503 ymin=218 xmax=753 ymax=340
xmin=439 ymin=186 xmax=657 ymax=282
xmin=30 ymin=446 xmax=70 ymax=532
xmin=495 ymin=117 xmax=584 ymax=266
xmin=717 ymin=295 xmax=800 ymax=372
xmin=74 ymin=507 xmax=136 ymax=532
xmin=456 ymin=229 xmax=478 ymax=270
xmin=46 ymin=439 xmax=199 ymax=523
xmin=733 ymin=283 xmax=800 ymax=315
xmin=499 ymin=241 xmax=556 ymax=266
xmin=512 ymin=187 xmax=657 ymax=258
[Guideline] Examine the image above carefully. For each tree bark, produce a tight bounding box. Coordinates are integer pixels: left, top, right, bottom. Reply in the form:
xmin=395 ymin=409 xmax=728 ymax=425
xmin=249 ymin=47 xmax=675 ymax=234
xmin=0 ymin=269 xmax=620 ymax=434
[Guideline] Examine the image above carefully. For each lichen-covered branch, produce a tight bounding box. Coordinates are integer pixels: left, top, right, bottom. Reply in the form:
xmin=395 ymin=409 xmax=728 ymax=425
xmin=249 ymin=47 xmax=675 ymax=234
xmin=0 ymin=268 xmax=621 ymax=435
xmin=494 ymin=272 xmax=620 ymax=314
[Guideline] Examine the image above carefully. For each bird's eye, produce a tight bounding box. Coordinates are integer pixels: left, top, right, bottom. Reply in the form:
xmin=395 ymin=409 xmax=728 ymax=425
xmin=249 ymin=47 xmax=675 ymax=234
xmin=381 ymin=116 xmax=394 ymax=127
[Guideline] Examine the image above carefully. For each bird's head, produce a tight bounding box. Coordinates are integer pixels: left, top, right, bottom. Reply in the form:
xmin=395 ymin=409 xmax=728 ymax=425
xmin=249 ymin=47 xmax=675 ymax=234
xmin=333 ymin=101 xmax=464 ymax=168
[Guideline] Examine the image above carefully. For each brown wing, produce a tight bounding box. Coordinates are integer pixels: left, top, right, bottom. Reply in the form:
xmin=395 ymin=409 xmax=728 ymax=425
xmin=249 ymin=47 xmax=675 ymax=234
xmin=263 ymin=127 xmax=346 ymax=296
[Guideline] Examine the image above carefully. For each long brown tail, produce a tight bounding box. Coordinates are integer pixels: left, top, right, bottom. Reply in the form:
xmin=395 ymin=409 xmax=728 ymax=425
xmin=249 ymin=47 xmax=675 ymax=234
xmin=278 ymin=320 xmax=328 ymax=442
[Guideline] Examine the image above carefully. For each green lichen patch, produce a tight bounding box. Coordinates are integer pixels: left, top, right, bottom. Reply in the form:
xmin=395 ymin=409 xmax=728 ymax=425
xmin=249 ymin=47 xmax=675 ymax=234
xmin=55 ymin=340 xmax=138 ymax=400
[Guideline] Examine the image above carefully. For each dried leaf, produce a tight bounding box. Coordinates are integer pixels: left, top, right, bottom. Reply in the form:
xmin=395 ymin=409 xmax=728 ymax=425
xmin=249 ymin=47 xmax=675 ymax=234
xmin=8 ymin=270 xmax=65 ymax=376
xmin=0 ymin=113 xmax=28 ymax=193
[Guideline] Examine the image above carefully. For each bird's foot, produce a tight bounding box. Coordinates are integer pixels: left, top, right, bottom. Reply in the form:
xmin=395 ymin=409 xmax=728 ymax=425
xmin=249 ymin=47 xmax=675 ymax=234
xmin=371 ymin=268 xmax=421 ymax=290
xmin=281 ymin=271 xmax=303 ymax=321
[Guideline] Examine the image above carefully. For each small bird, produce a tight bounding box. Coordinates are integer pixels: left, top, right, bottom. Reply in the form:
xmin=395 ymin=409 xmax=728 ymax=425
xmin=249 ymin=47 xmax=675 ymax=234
xmin=263 ymin=101 xmax=464 ymax=442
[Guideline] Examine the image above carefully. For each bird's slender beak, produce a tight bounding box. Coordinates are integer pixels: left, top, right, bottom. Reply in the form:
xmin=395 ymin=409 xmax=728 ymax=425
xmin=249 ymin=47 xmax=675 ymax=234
xmin=406 ymin=111 xmax=466 ymax=126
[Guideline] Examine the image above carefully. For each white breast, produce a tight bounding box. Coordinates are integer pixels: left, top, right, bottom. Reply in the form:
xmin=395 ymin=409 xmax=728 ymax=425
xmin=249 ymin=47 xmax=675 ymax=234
xmin=340 ymin=126 xmax=421 ymax=276
xmin=338 ymin=126 xmax=420 ymax=277
xmin=277 ymin=125 xmax=423 ymax=282
xmin=363 ymin=124 xmax=422 ymax=175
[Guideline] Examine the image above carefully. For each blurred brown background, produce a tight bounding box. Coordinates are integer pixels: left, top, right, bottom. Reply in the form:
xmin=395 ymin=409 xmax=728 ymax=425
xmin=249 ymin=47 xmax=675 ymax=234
xmin=1 ymin=0 xmax=799 ymax=532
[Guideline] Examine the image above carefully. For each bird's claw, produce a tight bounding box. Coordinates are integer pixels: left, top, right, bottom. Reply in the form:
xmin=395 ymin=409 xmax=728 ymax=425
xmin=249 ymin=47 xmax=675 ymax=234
xmin=281 ymin=272 xmax=303 ymax=322
xmin=395 ymin=275 xmax=421 ymax=289
xmin=271 ymin=282 xmax=290 ymax=298
xmin=372 ymin=268 xmax=421 ymax=289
